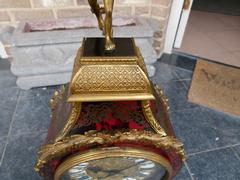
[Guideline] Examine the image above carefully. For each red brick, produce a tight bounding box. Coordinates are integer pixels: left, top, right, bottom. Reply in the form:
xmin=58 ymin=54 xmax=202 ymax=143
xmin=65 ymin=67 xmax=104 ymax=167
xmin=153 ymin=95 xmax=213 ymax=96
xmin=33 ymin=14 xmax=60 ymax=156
xmin=57 ymin=8 xmax=92 ymax=18
xmin=32 ymin=0 xmax=74 ymax=7
xmin=135 ymin=6 xmax=150 ymax=16
xmin=151 ymin=6 xmax=168 ymax=18
xmin=152 ymin=0 xmax=171 ymax=6
xmin=0 ymin=0 xmax=31 ymax=8
xmin=77 ymin=0 xmax=89 ymax=5
xmin=0 ymin=11 xmax=10 ymax=21
xmin=113 ymin=7 xmax=132 ymax=16
xmin=13 ymin=10 xmax=54 ymax=21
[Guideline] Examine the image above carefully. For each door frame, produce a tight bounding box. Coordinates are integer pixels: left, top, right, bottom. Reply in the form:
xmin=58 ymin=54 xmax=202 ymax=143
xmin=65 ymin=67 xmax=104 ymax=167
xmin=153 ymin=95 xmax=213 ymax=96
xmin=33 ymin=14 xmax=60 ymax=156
xmin=164 ymin=0 xmax=193 ymax=53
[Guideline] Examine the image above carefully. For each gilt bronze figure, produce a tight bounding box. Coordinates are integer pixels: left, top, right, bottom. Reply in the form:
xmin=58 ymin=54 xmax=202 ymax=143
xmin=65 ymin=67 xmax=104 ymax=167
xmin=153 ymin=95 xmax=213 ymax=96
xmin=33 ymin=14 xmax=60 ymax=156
xmin=88 ymin=0 xmax=115 ymax=51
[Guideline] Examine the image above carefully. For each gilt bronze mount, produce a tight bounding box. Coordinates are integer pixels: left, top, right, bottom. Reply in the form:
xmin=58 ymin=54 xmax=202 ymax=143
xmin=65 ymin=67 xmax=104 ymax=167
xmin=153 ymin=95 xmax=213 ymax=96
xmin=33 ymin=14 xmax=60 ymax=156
xmin=35 ymin=2 xmax=185 ymax=179
xmin=35 ymin=37 xmax=185 ymax=180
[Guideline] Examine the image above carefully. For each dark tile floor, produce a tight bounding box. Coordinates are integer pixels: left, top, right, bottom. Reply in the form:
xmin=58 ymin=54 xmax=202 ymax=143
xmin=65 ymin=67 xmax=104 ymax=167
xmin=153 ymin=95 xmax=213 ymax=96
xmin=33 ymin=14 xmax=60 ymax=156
xmin=0 ymin=54 xmax=240 ymax=180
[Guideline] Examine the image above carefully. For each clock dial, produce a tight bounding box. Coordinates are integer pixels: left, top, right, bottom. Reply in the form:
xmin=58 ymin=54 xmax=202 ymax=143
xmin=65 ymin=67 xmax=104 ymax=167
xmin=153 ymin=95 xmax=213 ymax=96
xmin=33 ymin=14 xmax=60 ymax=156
xmin=60 ymin=157 xmax=166 ymax=180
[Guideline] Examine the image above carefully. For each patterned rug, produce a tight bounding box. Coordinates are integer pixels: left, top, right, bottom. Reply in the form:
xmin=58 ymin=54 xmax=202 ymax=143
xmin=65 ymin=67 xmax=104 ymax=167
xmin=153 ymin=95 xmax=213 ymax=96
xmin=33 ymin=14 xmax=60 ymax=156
xmin=188 ymin=60 xmax=240 ymax=116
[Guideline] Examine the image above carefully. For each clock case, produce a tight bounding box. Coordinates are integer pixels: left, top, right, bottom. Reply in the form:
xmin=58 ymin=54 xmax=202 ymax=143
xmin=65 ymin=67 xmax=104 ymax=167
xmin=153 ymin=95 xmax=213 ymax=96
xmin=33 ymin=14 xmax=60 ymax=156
xmin=35 ymin=38 xmax=185 ymax=180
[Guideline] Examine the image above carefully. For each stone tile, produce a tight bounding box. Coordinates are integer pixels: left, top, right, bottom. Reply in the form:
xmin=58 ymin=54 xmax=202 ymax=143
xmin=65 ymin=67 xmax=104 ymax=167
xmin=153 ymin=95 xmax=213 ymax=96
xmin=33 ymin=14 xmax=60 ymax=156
xmin=0 ymin=59 xmax=10 ymax=70
xmin=231 ymin=50 xmax=240 ymax=66
xmin=0 ymin=138 xmax=6 ymax=163
xmin=181 ymin=80 xmax=192 ymax=91
xmin=217 ymin=14 xmax=240 ymax=31
xmin=187 ymin=148 xmax=240 ymax=180
xmin=171 ymin=54 xmax=196 ymax=70
xmin=0 ymin=88 xmax=19 ymax=138
xmin=175 ymin=68 xmax=193 ymax=80
xmin=199 ymin=107 xmax=240 ymax=147
xmin=170 ymin=108 xmax=213 ymax=154
xmin=0 ymin=70 xmax=17 ymax=89
xmin=0 ymin=163 xmax=11 ymax=180
xmin=0 ymin=100 xmax=17 ymax=138
xmin=20 ymin=86 xmax=59 ymax=100
xmin=174 ymin=164 xmax=192 ymax=180
xmin=232 ymin=145 xmax=240 ymax=160
xmin=10 ymin=87 xmax=55 ymax=136
xmin=0 ymin=86 xmax=19 ymax=101
xmin=1 ymin=131 xmax=46 ymax=180
xmin=159 ymin=80 xmax=198 ymax=112
xmin=178 ymin=25 xmax=226 ymax=59
xmin=206 ymin=30 xmax=240 ymax=52
xmin=152 ymin=61 xmax=179 ymax=85
xmin=189 ymin=11 xmax=235 ymax=33
xmin=205 ymin=50 xmax=240 ymax=68
xmin=170 ymin=107 xmax=240 ymax=154
xmin=160 ymin=54 xmax=196 ymax=72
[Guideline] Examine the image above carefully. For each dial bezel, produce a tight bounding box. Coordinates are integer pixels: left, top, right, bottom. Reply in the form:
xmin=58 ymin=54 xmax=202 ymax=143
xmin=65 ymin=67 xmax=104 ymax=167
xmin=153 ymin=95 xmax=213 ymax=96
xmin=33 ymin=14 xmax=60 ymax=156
xmin=54 ymin=147 xmax=173 ymax=180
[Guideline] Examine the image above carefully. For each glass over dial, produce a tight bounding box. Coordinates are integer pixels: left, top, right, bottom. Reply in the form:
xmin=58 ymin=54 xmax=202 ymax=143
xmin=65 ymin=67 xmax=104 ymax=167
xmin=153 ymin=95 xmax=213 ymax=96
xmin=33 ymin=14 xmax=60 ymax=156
xmin=60 ymin=157 xmax=166 ymax=180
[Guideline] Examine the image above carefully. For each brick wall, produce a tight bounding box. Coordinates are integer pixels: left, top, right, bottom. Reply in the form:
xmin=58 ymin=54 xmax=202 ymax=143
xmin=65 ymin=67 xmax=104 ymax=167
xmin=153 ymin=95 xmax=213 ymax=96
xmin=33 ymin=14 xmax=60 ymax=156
xmin=0 ymin=0 xmax=172 ymax=55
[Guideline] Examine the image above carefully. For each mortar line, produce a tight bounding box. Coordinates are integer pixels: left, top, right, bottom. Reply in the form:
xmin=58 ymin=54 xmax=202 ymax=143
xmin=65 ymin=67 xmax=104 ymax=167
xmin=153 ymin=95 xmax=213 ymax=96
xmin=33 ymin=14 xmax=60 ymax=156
xmin=52 ymin=8 xmax=58 ymax=19
xmin=29 ymin=0 xmax=34 ymax=8
xmin=149 ymin=0 xmax=153 ymax=16
xmin=73 ymin=0 xmax=78 ymax=6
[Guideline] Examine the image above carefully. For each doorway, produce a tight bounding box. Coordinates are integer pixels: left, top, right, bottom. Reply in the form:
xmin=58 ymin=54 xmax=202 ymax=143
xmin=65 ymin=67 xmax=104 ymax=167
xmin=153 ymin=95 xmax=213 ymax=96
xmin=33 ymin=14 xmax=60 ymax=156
xmin=174 ymin=0 xmax=240 ymax=67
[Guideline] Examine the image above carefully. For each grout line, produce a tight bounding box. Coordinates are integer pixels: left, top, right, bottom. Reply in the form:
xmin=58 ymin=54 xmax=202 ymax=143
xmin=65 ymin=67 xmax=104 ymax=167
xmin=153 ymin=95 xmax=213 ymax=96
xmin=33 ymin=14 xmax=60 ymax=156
xmin=9 ymin=129 xmax=48 ymax=139
xmin=174 ymin=66 xmax=193 ymax=74
xmin=184 ymin=162 xmax=195 ymax=180
xmin=169 ymin=106 xmax=200 ymax=113
xmin=174 ymin=71 xmax=190 ymax=90
xmin=0 ymin=89 xmax=21 ymax=166
xmin=159 ymin=61 xmax=194 ymax=74
xmin=188 ymin=143 xmax=240 ymax=157
xmin=173 ymin=64 xmax=194 ymax=73
xmin=231 ymin=147 xmax=240 ymax=161
xmin=177 ymin=78 xmax=192 ymax=81
xmin=157 ymin=78 xmax=190 ymax=84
